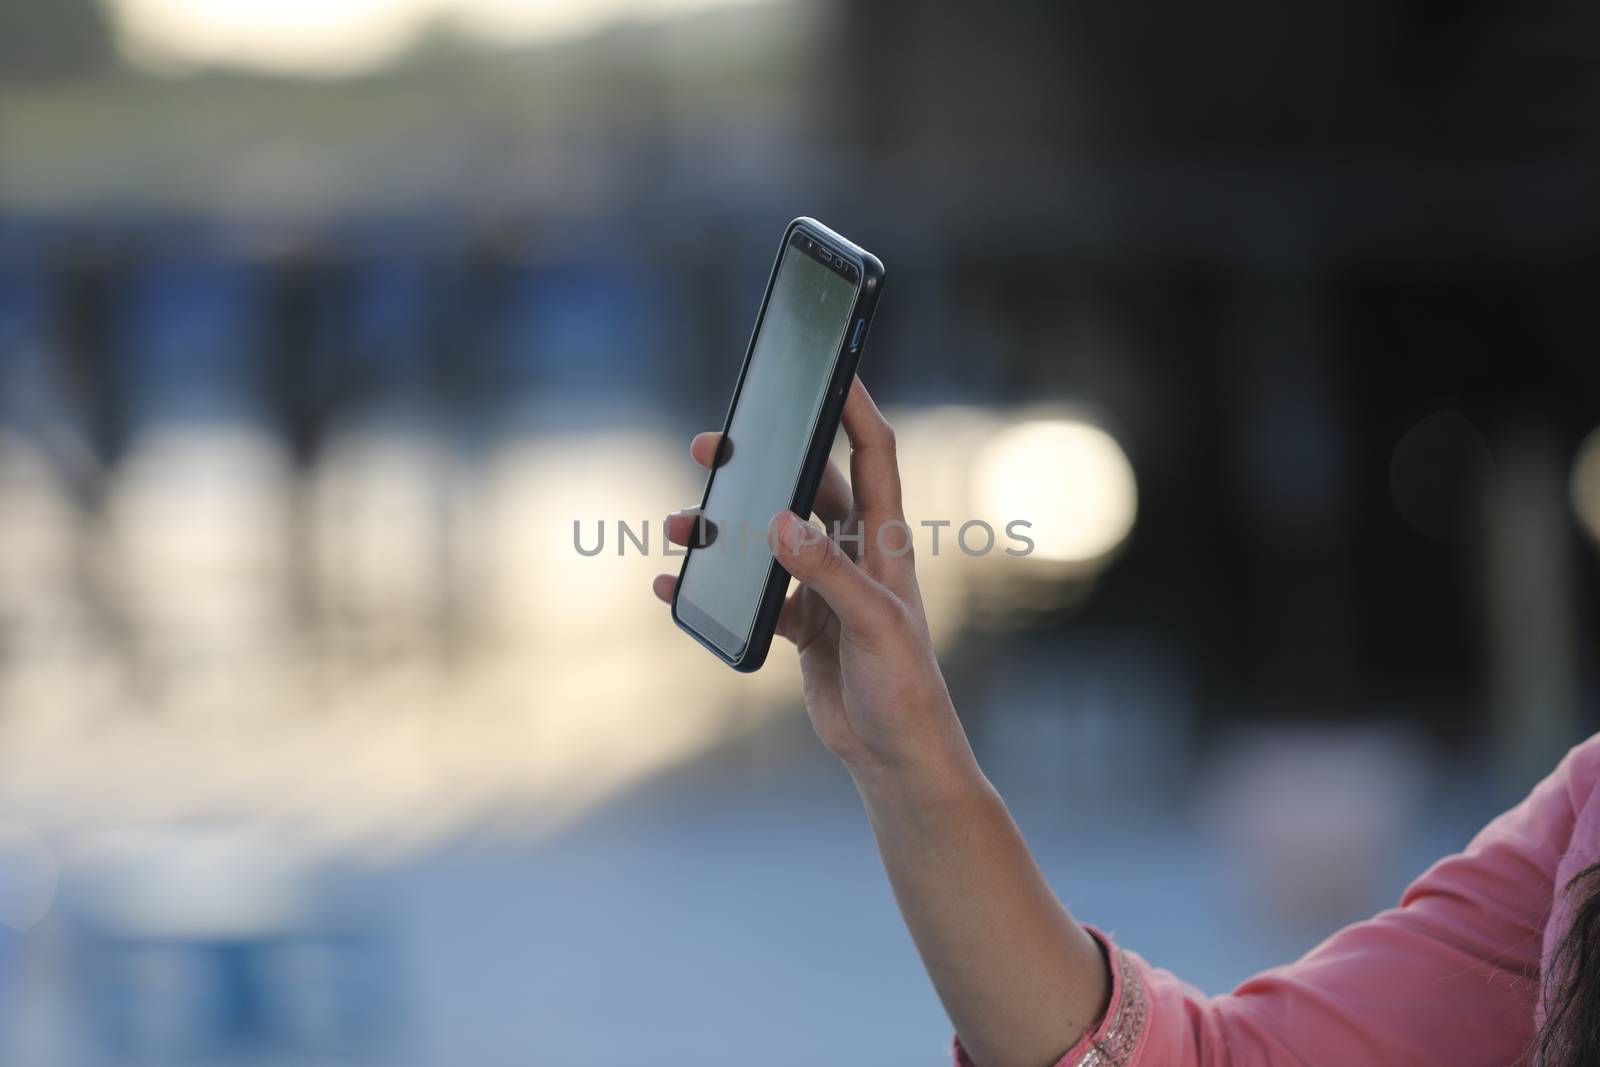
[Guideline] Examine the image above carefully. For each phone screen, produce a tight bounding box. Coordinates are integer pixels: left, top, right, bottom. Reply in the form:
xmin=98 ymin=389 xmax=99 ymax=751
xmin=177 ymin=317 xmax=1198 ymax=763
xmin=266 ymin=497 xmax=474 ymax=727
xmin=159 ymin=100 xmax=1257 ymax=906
xmin=677 ymin=233 xmax=860 ymax=652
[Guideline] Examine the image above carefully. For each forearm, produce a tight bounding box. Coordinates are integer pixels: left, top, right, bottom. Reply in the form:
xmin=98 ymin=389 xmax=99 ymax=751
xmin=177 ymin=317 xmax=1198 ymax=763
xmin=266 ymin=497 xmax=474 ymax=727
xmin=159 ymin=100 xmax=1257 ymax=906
xmin=851 ymin=740 xmax=1110 ymax=1067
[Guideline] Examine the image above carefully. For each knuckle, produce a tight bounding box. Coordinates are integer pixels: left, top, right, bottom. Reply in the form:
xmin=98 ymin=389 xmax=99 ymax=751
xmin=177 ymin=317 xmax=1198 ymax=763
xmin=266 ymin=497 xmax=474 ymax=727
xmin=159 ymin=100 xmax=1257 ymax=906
xmin=812 ymin=537 xmax=844 ymax=575
xmin=862 ymin=585 xmax=902 ymax=626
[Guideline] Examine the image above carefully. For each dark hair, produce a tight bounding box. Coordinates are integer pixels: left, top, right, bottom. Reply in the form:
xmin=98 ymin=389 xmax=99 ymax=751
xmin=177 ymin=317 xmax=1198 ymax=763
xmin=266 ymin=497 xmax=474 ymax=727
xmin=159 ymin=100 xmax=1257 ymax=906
xmin=1538 ymin=863 xmax=1600 ymax=1066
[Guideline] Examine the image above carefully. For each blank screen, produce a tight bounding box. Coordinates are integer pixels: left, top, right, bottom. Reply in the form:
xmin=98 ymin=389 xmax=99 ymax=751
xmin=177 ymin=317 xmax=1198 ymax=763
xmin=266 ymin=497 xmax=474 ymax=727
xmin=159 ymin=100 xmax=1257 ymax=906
xmin=679 ymin=238 xmax=858 ymax=648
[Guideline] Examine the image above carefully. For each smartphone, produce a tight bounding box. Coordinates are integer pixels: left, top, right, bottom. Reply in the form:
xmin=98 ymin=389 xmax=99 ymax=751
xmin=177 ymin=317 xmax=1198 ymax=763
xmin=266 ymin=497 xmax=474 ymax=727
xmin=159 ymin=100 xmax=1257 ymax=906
xmin=671 ymin=217 xmax=885 ymax=671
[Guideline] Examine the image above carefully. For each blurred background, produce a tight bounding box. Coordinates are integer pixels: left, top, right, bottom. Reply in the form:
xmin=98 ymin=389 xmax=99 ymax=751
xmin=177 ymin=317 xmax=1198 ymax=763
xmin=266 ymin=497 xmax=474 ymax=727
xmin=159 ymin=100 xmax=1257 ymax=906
xmin=1 ymin=0 xmax=1598 ymax=1063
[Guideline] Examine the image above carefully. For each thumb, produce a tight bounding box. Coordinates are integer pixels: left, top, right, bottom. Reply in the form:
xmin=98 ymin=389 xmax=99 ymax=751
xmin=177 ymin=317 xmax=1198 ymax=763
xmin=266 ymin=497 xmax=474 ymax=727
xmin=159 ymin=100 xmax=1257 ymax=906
xmin=770 ymin=511 xmax=894 ymax=631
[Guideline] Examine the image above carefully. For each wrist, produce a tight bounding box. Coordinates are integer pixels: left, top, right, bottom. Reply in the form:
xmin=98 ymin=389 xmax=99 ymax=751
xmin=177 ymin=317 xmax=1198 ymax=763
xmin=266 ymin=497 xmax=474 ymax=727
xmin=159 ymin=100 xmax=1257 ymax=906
xmin=845 ymin=727 xmax=990 ymax=815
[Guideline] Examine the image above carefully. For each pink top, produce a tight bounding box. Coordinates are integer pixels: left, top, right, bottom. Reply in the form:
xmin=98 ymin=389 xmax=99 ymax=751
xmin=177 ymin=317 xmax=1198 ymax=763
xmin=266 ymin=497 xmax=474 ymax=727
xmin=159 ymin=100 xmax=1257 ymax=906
xmin=957 ymin=733 xmax=1600 ymax=1067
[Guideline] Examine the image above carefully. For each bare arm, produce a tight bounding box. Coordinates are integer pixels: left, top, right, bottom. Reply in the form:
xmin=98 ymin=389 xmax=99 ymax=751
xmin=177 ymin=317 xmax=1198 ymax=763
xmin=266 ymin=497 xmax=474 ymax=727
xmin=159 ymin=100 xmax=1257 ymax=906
xmin=854 ymin=755 xmax=1110 ymax=1067
xmin=654 ymin=379 xmax=1108 ymax=1067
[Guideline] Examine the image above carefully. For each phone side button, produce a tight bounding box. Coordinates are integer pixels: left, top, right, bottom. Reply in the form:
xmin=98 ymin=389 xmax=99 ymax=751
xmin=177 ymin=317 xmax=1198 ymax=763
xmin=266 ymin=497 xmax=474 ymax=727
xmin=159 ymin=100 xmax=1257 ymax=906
xmin=849 ymin=318 xmax=865 ymax=350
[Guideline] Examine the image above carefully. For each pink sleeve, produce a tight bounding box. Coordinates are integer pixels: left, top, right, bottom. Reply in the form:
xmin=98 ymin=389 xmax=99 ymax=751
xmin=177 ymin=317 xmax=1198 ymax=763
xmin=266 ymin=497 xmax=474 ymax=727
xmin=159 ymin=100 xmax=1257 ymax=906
xmin=954 ymin=737 xmax=1597 ymax=1067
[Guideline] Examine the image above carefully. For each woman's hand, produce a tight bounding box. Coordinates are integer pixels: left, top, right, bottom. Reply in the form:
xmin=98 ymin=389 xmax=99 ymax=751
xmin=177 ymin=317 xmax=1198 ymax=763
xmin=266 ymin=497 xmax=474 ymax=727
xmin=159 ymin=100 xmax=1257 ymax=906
xmin=652 ymin=377 xmax=1108 ymax=1067
xmin=652 ymin=377 xmax=977 ymax=787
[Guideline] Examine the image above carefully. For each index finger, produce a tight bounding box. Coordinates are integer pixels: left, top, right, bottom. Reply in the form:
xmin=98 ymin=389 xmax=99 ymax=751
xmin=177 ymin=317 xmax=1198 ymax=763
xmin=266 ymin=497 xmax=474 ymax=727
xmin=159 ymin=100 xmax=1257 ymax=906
xmin=840 ymin=376 xmax=904 ymax=525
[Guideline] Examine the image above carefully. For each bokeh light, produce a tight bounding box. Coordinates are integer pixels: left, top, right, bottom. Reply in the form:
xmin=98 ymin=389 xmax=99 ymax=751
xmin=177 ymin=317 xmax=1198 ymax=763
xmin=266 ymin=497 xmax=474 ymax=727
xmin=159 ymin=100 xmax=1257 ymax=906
xmin=1572 ymin=427 xmax=1600 ymax=551
xmin=971 ymin=418 xmax=1138 ymax=566
xmin=104 ymin=0 xmax=783 ymax=76
xmin=878 ymin=405 xmax=1000 ymax=645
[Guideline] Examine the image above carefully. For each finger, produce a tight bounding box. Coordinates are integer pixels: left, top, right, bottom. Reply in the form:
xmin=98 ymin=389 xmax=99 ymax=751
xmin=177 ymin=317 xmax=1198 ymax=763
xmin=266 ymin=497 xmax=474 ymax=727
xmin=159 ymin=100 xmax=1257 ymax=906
xmin=652 ymin=573 xmax=677 ymax=603
xmin=769 ymin=511 xmax=895 ymax=634
xmin=690 ymin=432 xmax=732 ymax=469
xmin=839 ymin=378 xmax=916 ymax=588
xmin=773 ymin=588 xmax=803 ymax=643
xmin=840 ymin=377 xmax=904 ymax=525
xmin=665 ymin=510 xmax=717 ymax=548
xmin=812 ymin=458 xmax=853 ymax=527
xmin=773 ymin=583 xmax=834 ymax=650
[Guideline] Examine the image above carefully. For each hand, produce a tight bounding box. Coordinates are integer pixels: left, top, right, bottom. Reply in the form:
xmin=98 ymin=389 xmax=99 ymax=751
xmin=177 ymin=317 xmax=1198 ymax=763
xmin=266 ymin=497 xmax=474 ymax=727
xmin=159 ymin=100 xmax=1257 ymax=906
xmin=653 ymin=377 xmax=976 ymax=783
xmin=658 ymin=380 xmax=1106 ymax=1066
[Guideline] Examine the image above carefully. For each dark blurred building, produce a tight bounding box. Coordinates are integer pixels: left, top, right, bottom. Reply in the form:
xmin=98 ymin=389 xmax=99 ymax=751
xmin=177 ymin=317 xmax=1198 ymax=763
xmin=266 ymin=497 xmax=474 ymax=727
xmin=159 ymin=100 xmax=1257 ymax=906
xmin=834 ymin=2 xmax=1600 ymax=785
